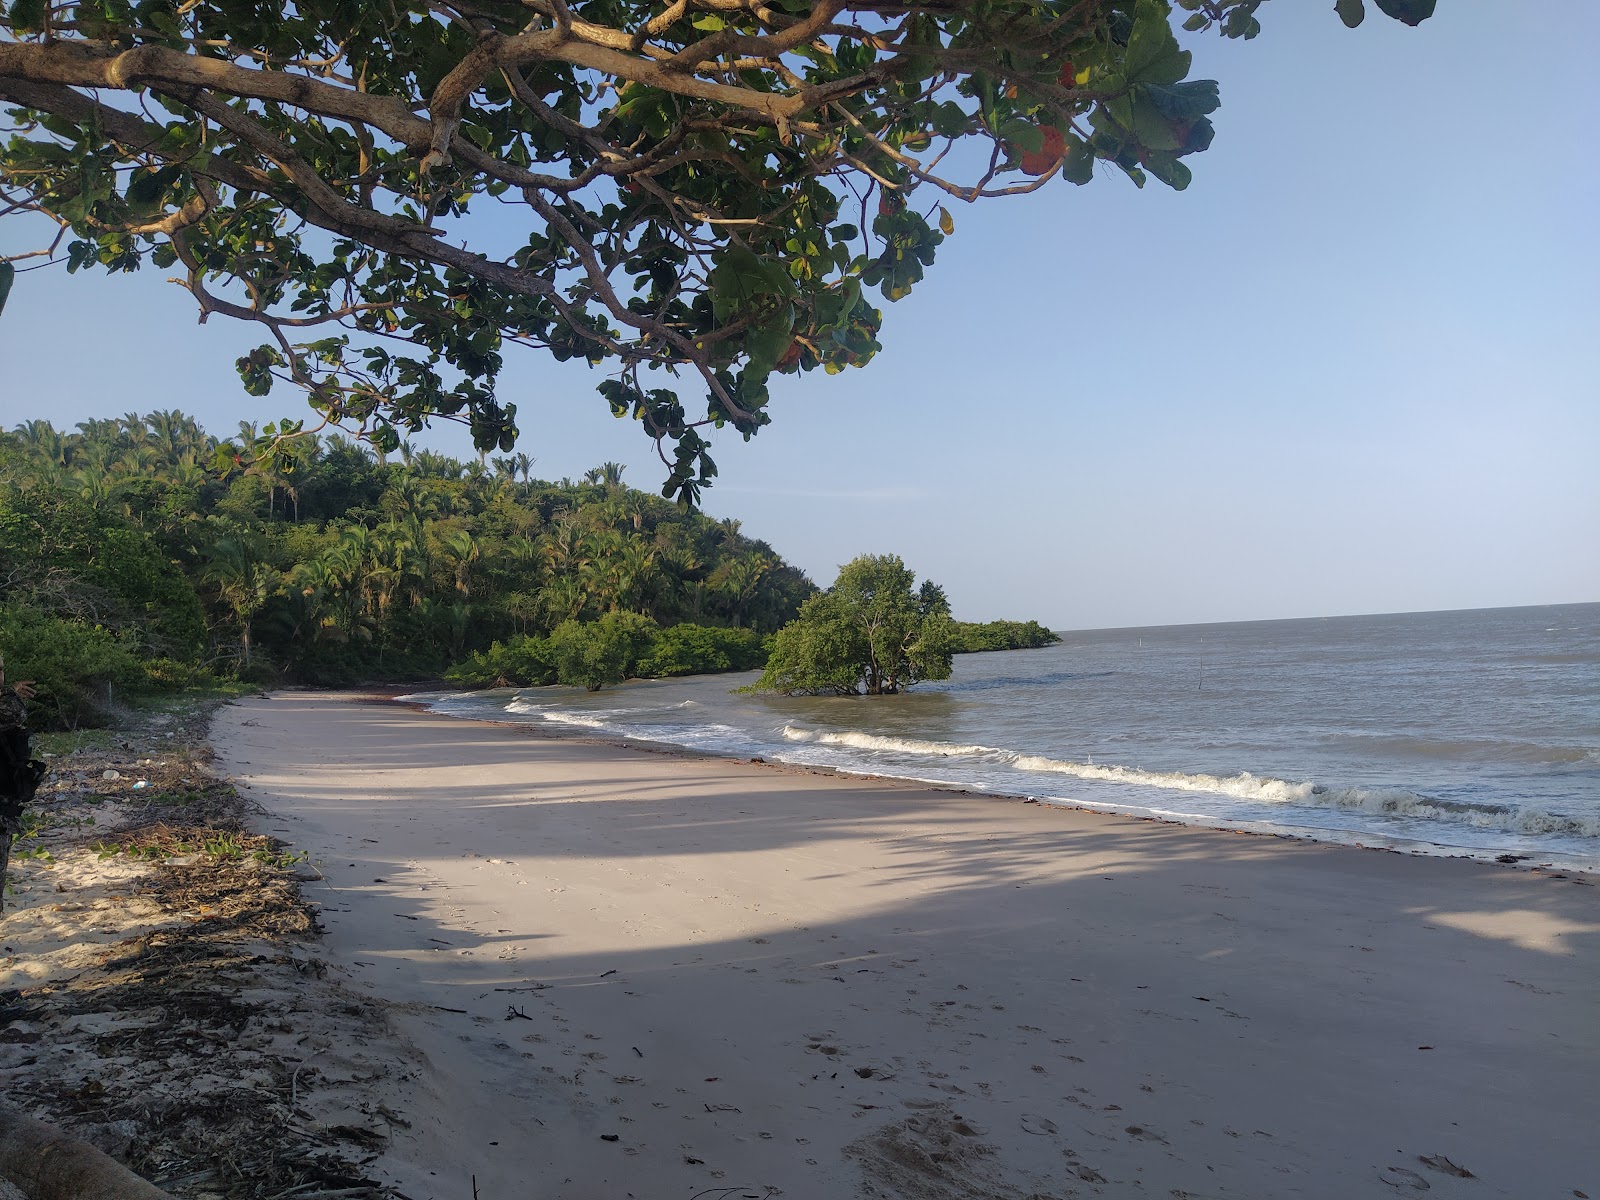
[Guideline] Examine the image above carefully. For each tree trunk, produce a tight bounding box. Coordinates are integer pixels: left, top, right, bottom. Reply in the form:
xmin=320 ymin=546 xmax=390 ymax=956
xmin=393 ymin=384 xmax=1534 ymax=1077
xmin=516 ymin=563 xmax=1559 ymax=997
xmin=0 ymin=1104 xmax=175 ymax=1200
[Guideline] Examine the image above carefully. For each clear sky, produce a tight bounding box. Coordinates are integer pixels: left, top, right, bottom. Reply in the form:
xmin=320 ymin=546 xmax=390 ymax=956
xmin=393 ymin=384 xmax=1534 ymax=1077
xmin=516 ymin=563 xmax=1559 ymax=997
xmin=3 ymin=3 xmax=1596 ymax=630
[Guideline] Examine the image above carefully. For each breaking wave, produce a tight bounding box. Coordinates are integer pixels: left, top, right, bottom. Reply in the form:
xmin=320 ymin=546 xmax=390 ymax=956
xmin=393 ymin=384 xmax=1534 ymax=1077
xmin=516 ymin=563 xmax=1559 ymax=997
xmin=781 ymin=726 xmax=1600 ymax=840
xmin=783 ymin=726 xmax=1001 ymax=758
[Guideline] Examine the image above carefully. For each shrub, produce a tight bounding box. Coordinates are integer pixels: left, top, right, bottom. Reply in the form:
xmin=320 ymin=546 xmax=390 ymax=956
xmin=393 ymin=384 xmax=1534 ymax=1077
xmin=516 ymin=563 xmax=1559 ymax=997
xmin=0 ymin=606 xmax=146 ymax=728
xmin=445 ymin=635 xmax=559 ymax=688
xmin=549 ymin=613 xmax=656 ymax=691
xmin=638 ymin=624 xmax=767 ymax=677
xmin=949 ymin=619 xmax=1061 ymax=653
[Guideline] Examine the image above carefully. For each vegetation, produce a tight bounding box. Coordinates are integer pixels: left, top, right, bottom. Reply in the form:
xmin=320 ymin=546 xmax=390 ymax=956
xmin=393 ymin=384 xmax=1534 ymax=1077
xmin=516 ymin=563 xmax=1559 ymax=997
xmin=753 ymin=554 xmax=959 ymax=695
xmin=0 ymin=0 xmax=1433 ymax=500
xmin=1 ymin=412 xmax=1059 ymax=719
xmin=0 ymin=411 xmax=814 ymax=723
xmin=950 ymin=620 xmax=1061 ymax=654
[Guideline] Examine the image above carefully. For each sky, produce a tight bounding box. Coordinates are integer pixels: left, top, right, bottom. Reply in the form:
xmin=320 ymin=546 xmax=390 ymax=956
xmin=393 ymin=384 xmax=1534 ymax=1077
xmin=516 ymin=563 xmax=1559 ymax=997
xmin=2 ymin=3 xmax=1597 ymax=630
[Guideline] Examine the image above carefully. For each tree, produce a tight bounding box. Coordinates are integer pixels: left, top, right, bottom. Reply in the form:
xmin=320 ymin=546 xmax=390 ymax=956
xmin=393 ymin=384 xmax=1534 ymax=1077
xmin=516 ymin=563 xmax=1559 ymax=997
xmin=549 ymin=612 xmax=656 ymax=690
xmin=754 ymin=553 xmax=956 ymax=695
xmin=0 ymin=1 xmax=1434 ymax=501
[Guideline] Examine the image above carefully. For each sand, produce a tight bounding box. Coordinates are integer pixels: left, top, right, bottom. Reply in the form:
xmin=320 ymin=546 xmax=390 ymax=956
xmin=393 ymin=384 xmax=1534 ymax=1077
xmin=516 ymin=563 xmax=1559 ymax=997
xmin=211 ymin=692 xmax=1599 ymax=1200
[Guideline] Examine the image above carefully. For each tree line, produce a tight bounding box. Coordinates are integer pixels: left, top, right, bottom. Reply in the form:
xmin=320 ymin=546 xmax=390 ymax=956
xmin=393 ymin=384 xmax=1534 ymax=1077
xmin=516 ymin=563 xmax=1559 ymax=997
xmin=0 ymin=411 xmax=812 ymax=722
xmin=0 ymin=412 xmax=1058 ymax=722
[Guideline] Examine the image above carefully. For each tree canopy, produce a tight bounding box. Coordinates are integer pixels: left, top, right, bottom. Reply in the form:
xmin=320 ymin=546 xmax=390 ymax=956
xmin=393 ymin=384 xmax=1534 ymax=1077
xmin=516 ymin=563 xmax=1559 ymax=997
xmin=753 ymin=553 xmax=957 ymax=694
xmin=1 ymin=0 xmax=1433 ymax=500
xmin=0 ymin=411 xmax=814 ymax=718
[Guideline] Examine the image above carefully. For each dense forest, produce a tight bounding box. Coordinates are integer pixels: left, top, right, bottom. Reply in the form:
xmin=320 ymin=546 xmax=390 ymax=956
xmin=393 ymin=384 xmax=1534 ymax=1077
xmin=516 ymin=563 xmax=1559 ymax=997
xmin=0 ymin=412 xmax=1056 ymax=726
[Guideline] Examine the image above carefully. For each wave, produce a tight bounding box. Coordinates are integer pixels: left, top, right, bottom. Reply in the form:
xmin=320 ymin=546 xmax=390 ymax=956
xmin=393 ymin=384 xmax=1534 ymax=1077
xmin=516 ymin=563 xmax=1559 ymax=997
xmin=782 ymin=726 xmax=1002 ymax=758
xmin=779 ymin=726 xmax=1600 ymax=839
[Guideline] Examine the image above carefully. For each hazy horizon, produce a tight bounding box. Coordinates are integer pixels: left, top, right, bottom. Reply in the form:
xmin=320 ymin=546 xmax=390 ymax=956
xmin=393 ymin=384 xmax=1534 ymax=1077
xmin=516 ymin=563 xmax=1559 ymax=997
xmin=1042 ymin=598 xmax=1597 ymax=638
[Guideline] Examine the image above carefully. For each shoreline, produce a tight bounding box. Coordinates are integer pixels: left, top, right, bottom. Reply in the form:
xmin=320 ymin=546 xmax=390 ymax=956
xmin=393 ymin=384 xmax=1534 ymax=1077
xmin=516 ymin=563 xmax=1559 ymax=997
xmin=369 ymin=687 xmax=1600 ymax=880
xmin=212 ymin=691 xmax=1599 ymax=1200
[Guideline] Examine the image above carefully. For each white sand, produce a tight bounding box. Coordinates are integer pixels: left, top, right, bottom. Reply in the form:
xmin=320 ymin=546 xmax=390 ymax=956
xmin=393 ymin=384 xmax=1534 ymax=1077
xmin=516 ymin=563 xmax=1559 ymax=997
xmin=213 ymin=693 xmax=1599 ymax=1200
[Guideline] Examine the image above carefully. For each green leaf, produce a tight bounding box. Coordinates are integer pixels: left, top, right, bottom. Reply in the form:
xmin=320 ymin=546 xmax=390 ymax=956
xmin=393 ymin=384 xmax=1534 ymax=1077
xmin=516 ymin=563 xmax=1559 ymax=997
xmin=1123 ymin=0 xmax=1193 ymax=87
xmin=1334 ymin=0 xmax=1366 ymax=28
xmin=999 ymin=118 xmax=1044 ymax=154
xmin=0 ymin=261 xmax=13 ymax=318
xmin=8 ymin=0 xmax=45 ymax=32
xmin=1371 ymin=0 xmax=1436 ymax=25
xmin=1060 ymin=139 xmax=1096 ymax=185
xmin=744 ymin=306 xmax=795 ymax=377
xmin=710 ymin=246 xmax=795 ymax=322
xmin=1143 ymin=80 xmax=1221 ymax=120
xmin=1142 ymin=151 xmax=1192 ymax=190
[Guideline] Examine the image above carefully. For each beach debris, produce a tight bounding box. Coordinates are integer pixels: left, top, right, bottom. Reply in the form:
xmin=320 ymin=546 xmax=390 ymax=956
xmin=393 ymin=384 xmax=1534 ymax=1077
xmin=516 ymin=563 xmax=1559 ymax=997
xmin=1380 ymin=1166 xmax=1432 ymax=1190
xmin=684 ymin=1155 xmax=705 ymax=1164
xmin=1418 ymin=1155 xmax=1474 ymax=1178
xmin=704 ymin=1103 xmax=741 ymax=1113
xmin=505 ymin=1005 xmax=533 ymax=1021
xmin=633 ymin=1046 xmax=644 ymax=1057
xmin=599 ymin=1133 xmax=620 ymax=1142
xmin=599 ymin=968 xmax=617 ymax=978
xmin=1020 ymin=1114 xmax=1058 ymax=1135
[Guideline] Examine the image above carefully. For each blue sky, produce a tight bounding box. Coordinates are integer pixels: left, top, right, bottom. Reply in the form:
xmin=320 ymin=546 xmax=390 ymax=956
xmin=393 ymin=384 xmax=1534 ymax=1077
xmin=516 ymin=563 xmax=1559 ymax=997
xmin=3 ymin=2 xmax=1596 ymax=629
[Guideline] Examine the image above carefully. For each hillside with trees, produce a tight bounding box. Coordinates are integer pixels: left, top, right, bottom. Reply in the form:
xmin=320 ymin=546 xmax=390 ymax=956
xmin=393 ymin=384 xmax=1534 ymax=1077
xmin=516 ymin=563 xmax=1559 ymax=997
xmin=0 ymin=412 xmax=1059 ymax=721
xmin=0 ymin=411 xmax=814 ymax=721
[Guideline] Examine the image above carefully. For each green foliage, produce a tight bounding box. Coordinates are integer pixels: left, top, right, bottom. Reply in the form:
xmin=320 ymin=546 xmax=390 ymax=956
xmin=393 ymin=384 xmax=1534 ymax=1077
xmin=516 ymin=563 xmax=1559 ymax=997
xmin=445 ymin=634 xmax=558 ymax=688
xmin=0 ymin=605 xmax=145 ymax=728
xmin=0 ymin=0 xmax=1432 ymax=501
xmin=638 ymin=625 xmax=768 ymax=677
xmin=448 ymin=621 xmax=768 ymax=689
xmin=753 ymin=555 xmax=958 ymax=696
xmin=140 ymin=657 xmax=212 ymax=692
xmin=549 ymin=613 xmax=658 ymax=692
xmin=2 ymin=412 xmax=817 ymax=700
xmin=949 ymin=620 xmax=1062 ymax=654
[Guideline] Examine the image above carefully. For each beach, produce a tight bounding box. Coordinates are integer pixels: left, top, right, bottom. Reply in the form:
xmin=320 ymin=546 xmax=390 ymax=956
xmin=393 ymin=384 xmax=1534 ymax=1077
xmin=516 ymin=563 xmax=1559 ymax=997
xmin=213 ymin=692 xmax=1598 ymax=1200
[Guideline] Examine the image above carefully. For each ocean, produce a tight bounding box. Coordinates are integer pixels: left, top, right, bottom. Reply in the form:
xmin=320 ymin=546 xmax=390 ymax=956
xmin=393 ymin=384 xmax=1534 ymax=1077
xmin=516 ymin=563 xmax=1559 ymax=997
xmin=406 ymin=602 xmax=1600 ymax=869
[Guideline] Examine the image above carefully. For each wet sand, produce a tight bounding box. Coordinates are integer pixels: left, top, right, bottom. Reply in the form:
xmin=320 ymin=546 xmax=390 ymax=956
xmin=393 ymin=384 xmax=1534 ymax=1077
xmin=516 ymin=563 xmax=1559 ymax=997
xmin=213 ymin=692 xmax=1599 ymax=1200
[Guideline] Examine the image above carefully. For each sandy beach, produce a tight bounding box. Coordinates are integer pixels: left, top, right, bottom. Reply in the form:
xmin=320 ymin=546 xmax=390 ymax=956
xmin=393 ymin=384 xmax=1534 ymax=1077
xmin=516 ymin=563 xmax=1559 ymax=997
xmin=212 ymin=692 xmax=1598 ymax=1200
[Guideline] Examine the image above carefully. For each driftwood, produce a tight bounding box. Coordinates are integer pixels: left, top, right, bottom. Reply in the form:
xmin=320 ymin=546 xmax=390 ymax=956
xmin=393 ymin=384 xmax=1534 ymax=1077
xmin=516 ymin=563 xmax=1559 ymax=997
xmin=0 ymin=1104 xmax=174 ymax=1200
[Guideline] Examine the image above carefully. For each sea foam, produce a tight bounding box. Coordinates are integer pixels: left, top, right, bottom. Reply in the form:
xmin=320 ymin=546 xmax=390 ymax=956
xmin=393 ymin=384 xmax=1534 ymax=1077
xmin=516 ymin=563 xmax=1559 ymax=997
xmin=780 ymin=725 xmax=1600 ymax=839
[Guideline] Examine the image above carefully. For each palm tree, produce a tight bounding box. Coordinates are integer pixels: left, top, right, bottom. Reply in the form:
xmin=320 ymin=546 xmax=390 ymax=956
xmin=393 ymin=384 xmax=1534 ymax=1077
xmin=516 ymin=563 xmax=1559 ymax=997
xmin=538 ymin=576 xmax=587 ymax=624
xmin=611 ymin=539 xmax=661 ymax=614
xmin=203 ymin=538 xmax=278 ymax=668
xmin=711 ymin=554 xmax=772 ymax=628
xmin=441 ymin=529 xmax=481 ymax=597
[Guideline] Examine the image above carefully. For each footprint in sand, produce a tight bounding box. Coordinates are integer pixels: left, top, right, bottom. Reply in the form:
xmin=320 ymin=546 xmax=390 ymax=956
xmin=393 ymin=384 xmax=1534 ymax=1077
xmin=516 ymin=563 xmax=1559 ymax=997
xmin=1379 ymin=1166 xmax=1432 ymax=1191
